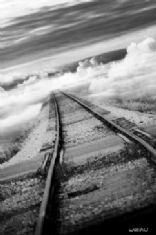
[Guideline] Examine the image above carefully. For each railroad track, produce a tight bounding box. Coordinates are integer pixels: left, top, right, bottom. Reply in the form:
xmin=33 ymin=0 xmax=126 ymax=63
xmin=35 ymin=92 xmax=156 ymax=235
xmin=0 ymin=96 xmax=57 ymax=235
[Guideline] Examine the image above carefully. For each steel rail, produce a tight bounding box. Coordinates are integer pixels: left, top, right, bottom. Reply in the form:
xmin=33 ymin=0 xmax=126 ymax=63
xmin=62 ymin=92 xmax=156 ymax=165
xmin=35 ymin=94 xmax=61 ymax=235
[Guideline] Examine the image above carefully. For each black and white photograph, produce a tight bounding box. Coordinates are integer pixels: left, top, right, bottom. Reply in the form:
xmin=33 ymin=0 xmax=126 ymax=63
xmin=0 ymin=0 xmax=156 ymax=234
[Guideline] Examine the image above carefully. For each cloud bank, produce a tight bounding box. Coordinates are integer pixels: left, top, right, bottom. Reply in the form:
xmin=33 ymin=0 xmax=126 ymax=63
xmin=0 ymin=37 xmax=156 ymax=132
xmin=89 ymin=37 xmax=156 ymax=98
xmin=0 ymin=70 xmax=86 ymax=132
xmin=0 ymin=104 xmax=41 ymax=131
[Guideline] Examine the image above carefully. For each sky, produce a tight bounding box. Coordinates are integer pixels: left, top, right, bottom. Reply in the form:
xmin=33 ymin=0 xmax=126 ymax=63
xmin=0 ymin=0 xmax=156 ymax=71
xmin=0 ymin=0 xmax=156 ymax=133
xmin=0 ymin=0 xmax=94 ymax=28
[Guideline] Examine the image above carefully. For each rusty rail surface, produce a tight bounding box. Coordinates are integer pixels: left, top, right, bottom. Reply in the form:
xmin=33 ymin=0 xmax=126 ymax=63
xmin=35 ymin=94 xmax=62 ymax=235
xmin=62 ymin=92 xmax=156 ymax=165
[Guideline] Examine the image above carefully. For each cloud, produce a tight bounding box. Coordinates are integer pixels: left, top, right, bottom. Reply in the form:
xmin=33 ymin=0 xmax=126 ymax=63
xmin=0 ymin=68 xmax=87 ymax=132
xmin=1 ymin=37 xmax=156 ymax=110
xmin=88 ymin=37 xmax=156 ymax=98
xmin=0 ymin=104 xmax=41 ymax=131
xmin=1 ymin=37 xmax=156 ymax=133
xmin=116 ymin=0 xmax=129 ymax=3
xmin=0 ymin=72 xmax=26 ymax=85
xmin=0 ymin=0 xmax=94 ymax=27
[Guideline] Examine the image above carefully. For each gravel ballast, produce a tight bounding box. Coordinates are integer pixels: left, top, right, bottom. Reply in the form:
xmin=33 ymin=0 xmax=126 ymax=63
xmin=54 ymin=93 xmax=156 ymax=234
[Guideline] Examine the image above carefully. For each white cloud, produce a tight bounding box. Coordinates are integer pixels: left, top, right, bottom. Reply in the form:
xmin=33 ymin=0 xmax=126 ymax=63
xmin=1 ymin=37 xmax=156 ymax=132
xmin=89 ymin=37 xmax=156 ymax=98
xmin=0 ymin=104 xmax=41 ymax=130
xmin=0 ymin=72 xmax=26 ymax=84
xmin=0 ymin=68 xmax=87 ymax=131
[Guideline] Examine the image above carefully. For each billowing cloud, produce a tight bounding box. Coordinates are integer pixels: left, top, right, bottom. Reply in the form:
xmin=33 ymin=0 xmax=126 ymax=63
xmin=89 ymin=37 xmax=156 ymax=98
xmin=0 ymin=72 xmax=25 ymax=85
xmin=0 ymin=37 xmax=156 ymax=132
xmin=0 ymin=104 xmax=41 ymax=130
xmin=0 ymin=68 xmax=87 ymax=132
